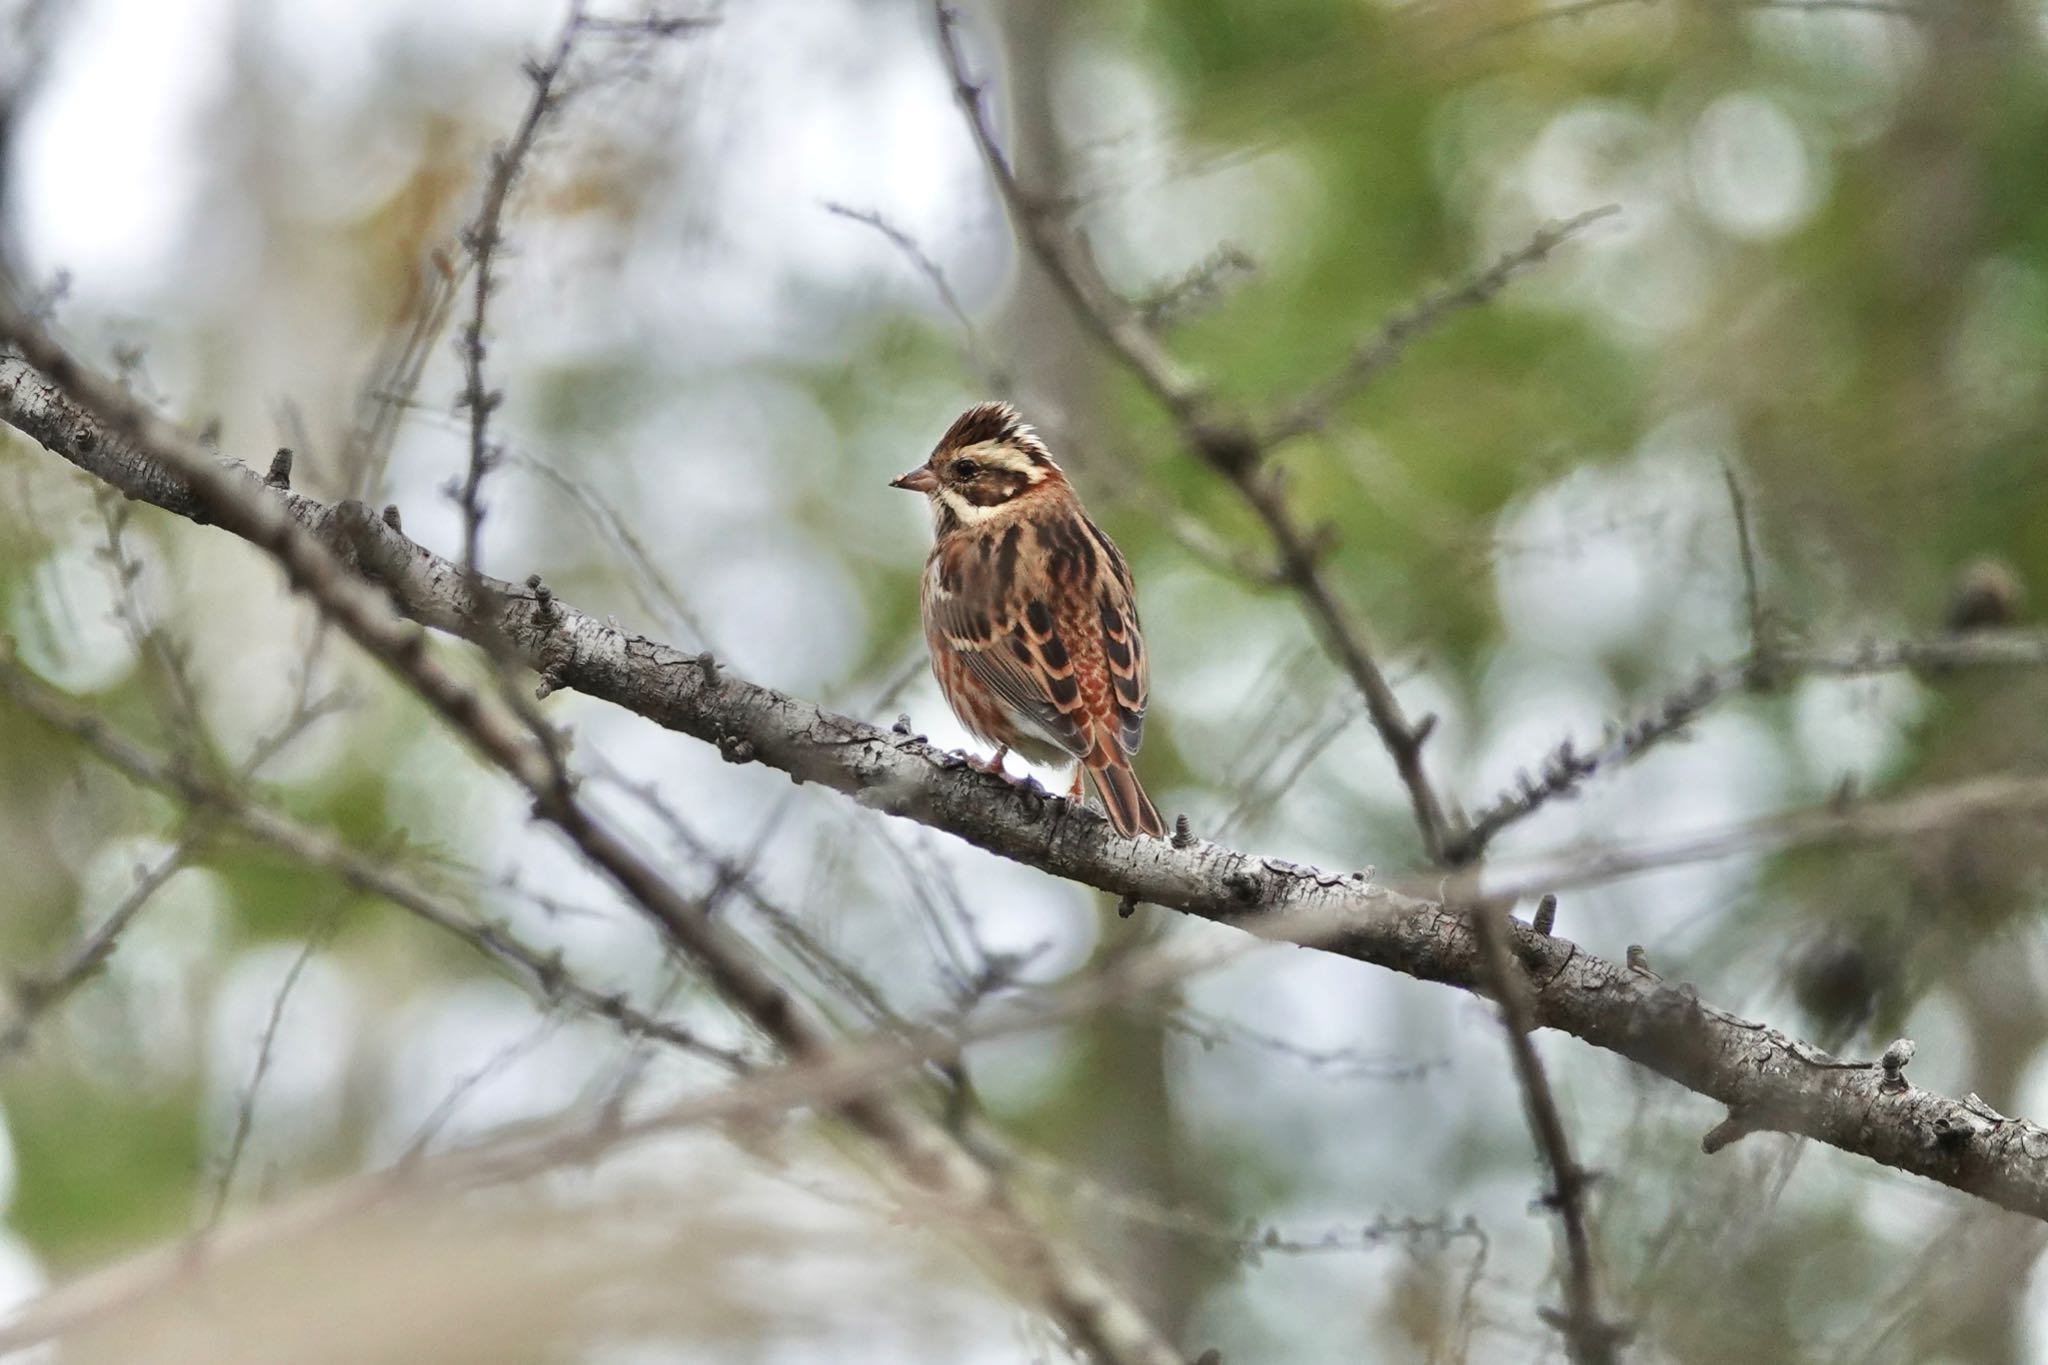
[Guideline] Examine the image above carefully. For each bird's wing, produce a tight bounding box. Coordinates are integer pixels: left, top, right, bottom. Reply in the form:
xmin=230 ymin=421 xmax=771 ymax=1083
xmin=926 ymin=528 xmax=1088 ymax=759
xmin=1084 ymin=515 xmax=1148 ymax=758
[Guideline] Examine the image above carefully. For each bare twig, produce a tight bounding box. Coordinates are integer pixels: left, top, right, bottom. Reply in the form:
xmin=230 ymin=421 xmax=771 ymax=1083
xmin=1451 ymin=666 xmax=1732 ymax=862
xmin=577 ymin=10 xmax=719 ymax=38
xmin=1444 ymin=0 xmax=1943 ymax=52
xmin=1451 ymin=629 xmax=2048 ymax=862
xmin=343 ymin=254 xmax=465 ymax=498
xmin=1135 ymin=246 xmax=1257 ymax=329
xmin=0 ymin=839 xmax=195 ymax=1057
xmin=1457 ymin=890 xmax=1622 ymax=1362
xmin=0 ymin=653 xmax=750 ymax=1073
xmin=932 ymin=7 xmax=1205 ymax=424
xmin=1213 ymin=690 xmax=1365 ymax=841
xmin=1265 ymin=206 xmax=1621 ymax=443
xmin=1473 ymin=769 xmax=2048 ymax=908
xmin=455 ymin=2 xmax=588 ymax=584
xmin=509 ymin=452 xmax=721 ymax=650
xmin=825 ymin=200 xmax=1005 ymax=387
xmin=93 ymin=487 xmax=208 ymax=744
xmin=400 ymin=1017 xmax=564 ymax=1162
xmin=205 ymin=920 xmax=340 ymax=1230
xmin=0 ymin=614 xmax=347 ymax=1060
xmin=1721 ymin=459 xmax=1775 ymax=686
xmin=1161 ymin=1006 xmax=1440 ymax=1081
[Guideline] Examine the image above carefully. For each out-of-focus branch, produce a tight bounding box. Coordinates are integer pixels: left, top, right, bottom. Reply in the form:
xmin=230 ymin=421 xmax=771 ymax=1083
xmin=509 ymin=451 xmax=721 ymax=650
xmin=0 ymin=609 xmax=345 ymax=1060
xmin=1474 ymin=769 xmax=2048 ymax=907
xmin=1263 ymin=205 xmax=1618 ymax=443
xmin=1447 ymin=0 xmax=1948 ymax=53
xmin=0 ymin=838 xmax=194 ymax=1057
xmin=0 ymin=1011 xmax=1133 ymax=1357
xmin=10 ymin=244 xmax=2048 ymax=1239
xmin=455 ymin=2 xmax=586 ymax=583
xmin=0 ymin=652 xmax=750 ymax=1072
xmin=205 ymin=919 xmax=338 ymax=1229
xmin=0 ymin=321 xmax=1190 ymax=1365
xmin=1720 ymin=460 xmax=1776 ymax=685
xmin=824 ymin=200 xmax=1006 ymax=388
xmin=1450 ymin=632 xmax=2048 ymax=863
xmin=1458 ymin=892 xmax=1622 ymax=1361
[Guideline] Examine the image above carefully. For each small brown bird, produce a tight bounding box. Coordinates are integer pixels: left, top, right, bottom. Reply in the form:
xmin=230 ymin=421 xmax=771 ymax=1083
xmin=891 ymin=402 xmax=1164 ymax=838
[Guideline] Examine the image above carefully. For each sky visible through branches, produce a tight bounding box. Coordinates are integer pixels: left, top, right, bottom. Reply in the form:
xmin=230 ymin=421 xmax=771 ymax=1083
xmin=3 ymin=0 xmax=2048 ymax=1362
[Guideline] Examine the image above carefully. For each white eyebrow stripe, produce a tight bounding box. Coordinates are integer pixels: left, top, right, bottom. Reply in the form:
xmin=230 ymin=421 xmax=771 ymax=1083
xmin=963 ymin=441 xmax=1046 ymax=479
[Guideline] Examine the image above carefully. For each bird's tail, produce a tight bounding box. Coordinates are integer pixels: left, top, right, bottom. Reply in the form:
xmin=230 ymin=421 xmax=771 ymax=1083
xmin=1085 ymin=756 xmax=1165 ymax=839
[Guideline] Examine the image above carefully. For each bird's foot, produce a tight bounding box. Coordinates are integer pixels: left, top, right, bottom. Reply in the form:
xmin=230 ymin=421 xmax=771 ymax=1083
xmin=964 ymin=746 xmax=1011 ymax=777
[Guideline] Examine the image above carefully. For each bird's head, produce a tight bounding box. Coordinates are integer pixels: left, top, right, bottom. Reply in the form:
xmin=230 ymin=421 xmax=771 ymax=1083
xmin=891 ymin=401 xmax=1063 ymax=530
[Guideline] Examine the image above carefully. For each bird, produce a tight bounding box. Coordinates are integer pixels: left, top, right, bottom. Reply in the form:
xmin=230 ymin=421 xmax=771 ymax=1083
xmin=890 ymin=401 xmax=1165 ymax=838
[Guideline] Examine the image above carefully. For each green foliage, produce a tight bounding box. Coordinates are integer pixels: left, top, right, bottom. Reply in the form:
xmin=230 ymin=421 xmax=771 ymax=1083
xmin=5 ymin=1076 xmax=206 ymax=1266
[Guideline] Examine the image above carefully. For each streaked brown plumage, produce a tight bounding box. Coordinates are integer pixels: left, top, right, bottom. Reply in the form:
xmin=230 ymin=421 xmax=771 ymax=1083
xmin=890 ymin=402 xmax=1165 ymax=838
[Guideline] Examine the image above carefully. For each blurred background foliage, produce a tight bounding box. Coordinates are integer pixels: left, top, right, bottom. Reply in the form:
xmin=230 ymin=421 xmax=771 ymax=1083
xmin=3 ymin=0 xmax=2048 ymax=1360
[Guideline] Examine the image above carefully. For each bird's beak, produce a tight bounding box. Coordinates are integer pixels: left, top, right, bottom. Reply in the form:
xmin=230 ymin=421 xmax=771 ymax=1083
xmin=890 ymin=467 xmax=940 ymax=494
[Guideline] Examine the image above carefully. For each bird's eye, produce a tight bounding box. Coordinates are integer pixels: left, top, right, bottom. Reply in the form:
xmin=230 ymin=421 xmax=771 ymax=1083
xmin=951 ymin=458 xmax=980 ymax=479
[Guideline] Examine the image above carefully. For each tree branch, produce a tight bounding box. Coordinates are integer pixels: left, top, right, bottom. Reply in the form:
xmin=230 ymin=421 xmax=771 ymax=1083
xmin=1449 ymin=632 xmax=2048 ymax=863
xmin=1460 ymin=891 xmax=1622 ymax=1360
xmin=1263 ymin=205 xmax=1619 ymax=443
xmin=8 ymin=351 xmax=2048 ymax=1227
xmin=0 ymin=837 xmax=195 ymax=1057
xmin=455 ymin=1 xmax=586 ymax=583
xmin=0 ymin=651 xmax=751 ymax=1072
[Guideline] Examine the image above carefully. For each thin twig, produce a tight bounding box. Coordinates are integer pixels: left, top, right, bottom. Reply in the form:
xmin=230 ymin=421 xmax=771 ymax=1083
xmin=1161 ymin=1006 xmax=1441 ymax=1081
xmin=1469 ymin=769 xmax=2048 ymax=909
xmin=343 ymin=254 xmax=465 ymax=498
xmin=508 ymin=453 xmax=721 ymax=651
xmin=455 ymin=1 xmax=588 ymax=584
xmin=0 ymin=617 xmax=348 ymax=1060
xmin=400 ymin=1017 xmax=564 ymax=1163
xmin=824 ymin=200 xmax=1006 ymax=387
xmin=93 ymin=487 xmax=208 ymax=745
xmin=1265 ymin=206 xmax=1621 ymax=443
xmin=1721 ymin=459 xmax=1775 ymax=686
xmin=204 ymin=919 xmax=340 ymax=1230
xmin=0 ymin=840 xmax=196 ymax=1057
xmin=1135 ymin=246 xmax=1257 ymax=329
xmin=1445 ymin=0 xmax=1942 ymax=52
xmin=1450 ymin=629 xmax=2048 ymax=862
xmin=0 ymin=654 xmax=751 ymax=1073
xmin=1457 ymin=890 xmax=1622 ymax=1363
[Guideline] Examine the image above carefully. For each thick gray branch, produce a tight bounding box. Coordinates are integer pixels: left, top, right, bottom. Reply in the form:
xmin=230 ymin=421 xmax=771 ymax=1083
xmin=5 ymin=353 xmax=2048 ymax=1222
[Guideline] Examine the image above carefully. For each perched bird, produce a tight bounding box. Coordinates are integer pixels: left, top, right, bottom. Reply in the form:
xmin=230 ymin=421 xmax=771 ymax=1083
xmin=890 ymin=402 xmax=1164 ymax=838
